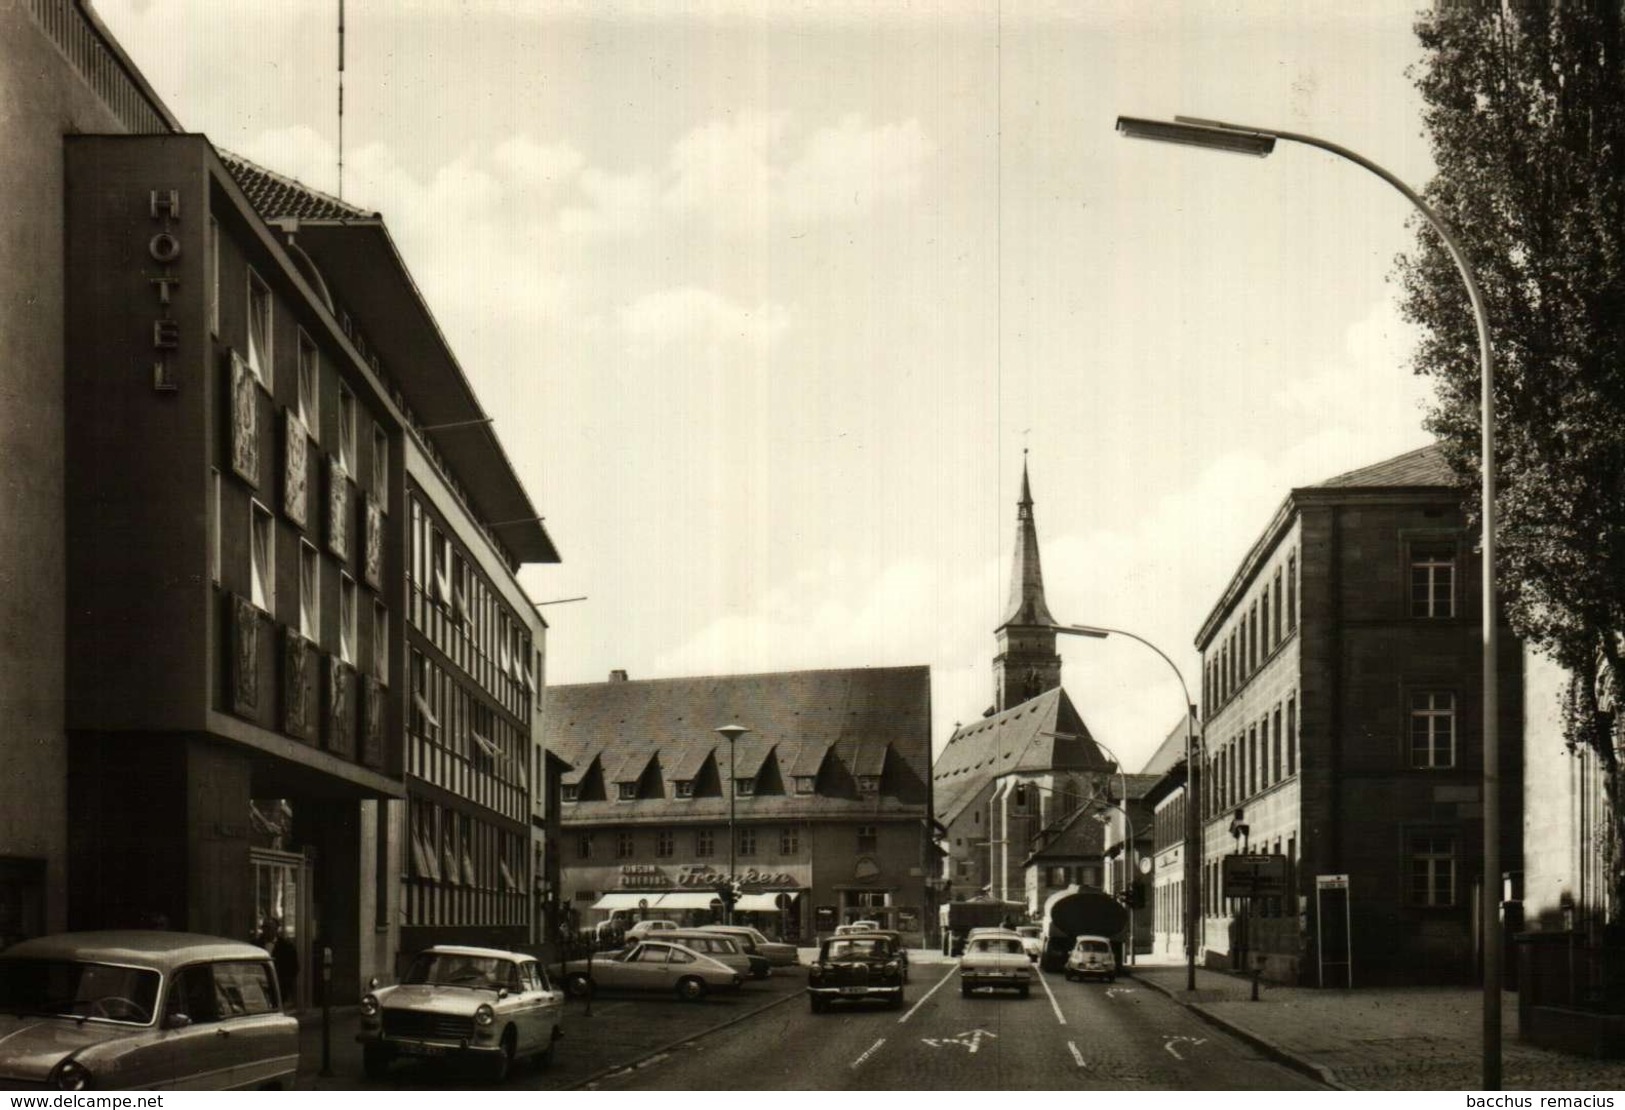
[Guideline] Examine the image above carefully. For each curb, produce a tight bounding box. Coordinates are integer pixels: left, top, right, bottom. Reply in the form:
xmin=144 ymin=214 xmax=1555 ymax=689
xmin=565 ymin=983 xmax=804 ymax=1090
xmin=1134 ymin=974 xmax=1350 ymax=1091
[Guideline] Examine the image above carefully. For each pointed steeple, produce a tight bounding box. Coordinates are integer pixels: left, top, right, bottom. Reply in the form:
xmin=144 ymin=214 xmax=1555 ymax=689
xmin=999 ymin=453 xmax=1057 ymax=630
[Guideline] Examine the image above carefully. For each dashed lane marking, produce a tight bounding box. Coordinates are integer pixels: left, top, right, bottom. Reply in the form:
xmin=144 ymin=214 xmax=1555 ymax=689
xmin=897 ymin=966 xmax=958 ymax=1024
xmin=851 ymin=1037 xmax=887 ymax=1069
xmin=1036 ymin=967 xmax=1067 ymax=1026
xmin=1067 ymin=1040 xmax=1087 ymax=1069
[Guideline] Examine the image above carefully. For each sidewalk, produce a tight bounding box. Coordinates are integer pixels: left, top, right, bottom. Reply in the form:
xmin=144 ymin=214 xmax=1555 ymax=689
xmin=1131 ymin=963 xmax=1625 ymax=1091
xmin=294 ymin=963 xmax=808 ymax=1090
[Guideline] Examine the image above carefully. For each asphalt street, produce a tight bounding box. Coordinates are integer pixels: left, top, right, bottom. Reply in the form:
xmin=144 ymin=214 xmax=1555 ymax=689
xmin=587 ymin=965 xmax=1325 ymax=1091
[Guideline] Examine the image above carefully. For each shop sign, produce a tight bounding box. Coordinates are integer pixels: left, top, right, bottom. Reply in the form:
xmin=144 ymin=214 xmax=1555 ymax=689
xmin=675 ymin=864 xmax=797 ymax=890
xmin=617 ymin=865 xmax=670 ymax=890
xmin=146 ymin=189 xmax=182 ymax=392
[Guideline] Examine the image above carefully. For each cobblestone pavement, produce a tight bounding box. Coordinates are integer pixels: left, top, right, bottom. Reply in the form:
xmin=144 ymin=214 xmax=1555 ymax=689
xmin=1132 ymin=963 xmax=1625 ymax=1091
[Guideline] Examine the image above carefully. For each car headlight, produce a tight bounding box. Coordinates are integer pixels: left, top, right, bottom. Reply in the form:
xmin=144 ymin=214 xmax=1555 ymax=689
xmin=883 ymin=961 xmax=900 ymax=973
xmin=52 ymin=1059 xmax=91 ymax=1091
xmin=360 ymin=993 xmax=380 ymax=1017
xmin=474 ymin=1004 xmax=495 ymax=1027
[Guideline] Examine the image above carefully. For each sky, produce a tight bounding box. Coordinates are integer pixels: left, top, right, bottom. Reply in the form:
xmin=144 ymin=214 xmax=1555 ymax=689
xmin=96 ymin=0 xmax=1441 ymax=774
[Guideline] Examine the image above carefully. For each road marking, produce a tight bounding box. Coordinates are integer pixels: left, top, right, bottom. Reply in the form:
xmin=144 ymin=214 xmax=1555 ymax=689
xmin=921 ymin=1029 xmax=998 ymax=1054
xmin=1105 ymin=986 xmax=1135 ymax=999
xmin=851 ymin=1037 xmax=887 ymax=1069
xmin=897 ymin=966 xmax=957 ymax=1024
xmin=1163 ymin=1035 xmax=1206 ymax=1060
xmin=1067 ymin=1040 xmax=1086 ymax=1068
xmin=1035 ymin=967 xmax=1067 ymax=1025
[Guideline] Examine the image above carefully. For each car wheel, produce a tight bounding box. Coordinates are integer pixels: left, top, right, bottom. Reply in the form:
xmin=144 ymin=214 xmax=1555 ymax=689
xmin=675 ymin=976 xmax=708 ymax=1002
xmin=362 ymin=1045 xmax=393 ymax=1080
xmin=1019 ymin=985 xmax=1030 ymax=999
xmin=960 ymin=982 xmax=972 ymax=997
xmin=488 ymin=1028 xmax=517 ymax=1084
xmin=1064 ymin=970 xmax=1076 ymax=982
xmin=564 ymin=972 xmax=594 ymax=999
xmin=809 ymin=994 xmax=825 ymax=1013
xmin=888 ymin=991 xmax=904 ymax=1010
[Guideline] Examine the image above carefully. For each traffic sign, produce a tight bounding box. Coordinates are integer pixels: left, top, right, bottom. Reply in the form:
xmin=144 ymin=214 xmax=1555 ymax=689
xmin=1316 ymin=873 xmax=1349 ymax=890
xmin=1222 ymin=853 xmax=1289 ymax=898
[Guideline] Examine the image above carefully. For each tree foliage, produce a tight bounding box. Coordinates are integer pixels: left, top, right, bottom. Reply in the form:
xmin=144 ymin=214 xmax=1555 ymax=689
xmin=1396 ymin=2 xmax=1625 ymax=922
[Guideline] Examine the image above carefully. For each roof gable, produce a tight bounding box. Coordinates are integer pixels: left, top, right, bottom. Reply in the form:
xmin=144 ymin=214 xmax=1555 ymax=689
xmin=932 ymin=687 xmax=1108 ymax=824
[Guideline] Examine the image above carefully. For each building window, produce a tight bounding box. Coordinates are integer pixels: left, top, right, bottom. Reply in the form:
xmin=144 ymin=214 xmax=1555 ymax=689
xmin=1261 ymin=591 xmax=1271 ymax=655
xmin=1012 ymin=783 xmax=1027 ymax=810
xmin=616 ymin=830 xmax=634 ymax=859
xmin=372 ymin=602 xmax=388 ymax=683
xmin=1411 ymin=542 xmax=1456 ymax=618
xmin=1287 ymin=553 xmax=1298 ymax=631
xmin=1410 ymin=834 xmax=1456 ymax=906
xmin=738 ymin=828 xmax=756 ymax=857
xmin=1287 ymin=697 xmax=1298 ymax=776
xmin=617 ymin=782 xmax=636 ymax=801
xmin=1410 ymin=691 xmax=1457 ymax=769
xmin=1273 ymin=568 xmax=1284 ymax=641
xmin=957 ymin=860 xmax=970 ymax=879
xmin=859 ymin=774 xmax=881 ymax=795
xmin=339 ymin=573 xmax=356 ymax=664
xmin=297 ymin=332 xmax=319 ymax=437
xmin=695 ymin=829 xmax=714 ymax=857
xmin=207 ymin=217 xmax=220 ymax=336
xmin=249 ymin=501 xmax=274 ymax=612
xmin=1272 ymin=705 xmax=1283 ymax=782
xmin=794 ymin=776 xmax=815 ymax=795
xmin=1247 ymin=726 xmax=1258 ymax=796
xmin=1249 ymin=604 xmax=1259 ymax=670
xmin=735 ymin=778 xmax=756 ymax=797
xmin=372 ymin=424 xmax=388 ymax=501
xmin=857 ymin=825 xmax=877 ymax=853
xmin=299 ymin=541 xmax=319 ymax=640
xmin=576 ymin=833 xmax=593 ymax=860
xmin=562 ymin=784 xmax=579 ymax=803
xmin=780 ymin=827 xmax=799 ymax=855
xmin=338 ymin=384 xmax=357 ymax=476
xmin=211 ymin=470 xmax=222 ymax=585
xmin=655 ymin=830 xmax=674 ymax=858
xmin=246 ymin=268 xmax=272 ymax=388
xmin=675 ymin=780 xmax=694 ymax=798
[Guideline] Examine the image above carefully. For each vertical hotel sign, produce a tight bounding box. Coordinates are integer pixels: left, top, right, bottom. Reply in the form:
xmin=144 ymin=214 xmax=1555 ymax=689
xmin=147 ymin=189 xmax=182 ymax=391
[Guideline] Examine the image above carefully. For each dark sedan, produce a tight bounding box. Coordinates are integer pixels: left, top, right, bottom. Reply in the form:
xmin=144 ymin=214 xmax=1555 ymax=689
xmin=806 ymin=936 xmax=904 ymax=1012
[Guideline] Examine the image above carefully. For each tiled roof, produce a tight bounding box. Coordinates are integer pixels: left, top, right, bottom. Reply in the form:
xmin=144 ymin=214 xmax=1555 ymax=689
xmin=544 ymin=666 xmax=931 ymax=825
xmin=1139 ymin=713 xmax=1195 ymax=776
xmin=1107 ymin=773 xmax=1164 ymax=802
xmin=931 ymin=687 xmax=1109 ymax=826
xmin=1312 ymin=442 xmax=1454 ymax=490
xmin=219 ymin=150 xmax=374 ymax=221
xmin=1024 ymin=802 xmax=1106 ymax=864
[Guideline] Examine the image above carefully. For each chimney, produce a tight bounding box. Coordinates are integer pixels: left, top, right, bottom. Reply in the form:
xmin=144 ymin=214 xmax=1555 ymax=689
xmin=609 ymin=669 xmax=628 ymax=683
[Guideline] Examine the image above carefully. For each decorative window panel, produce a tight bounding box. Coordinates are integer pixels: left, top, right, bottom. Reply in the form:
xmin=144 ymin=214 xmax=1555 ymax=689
xmin=282 ymin=627 xmax=314 ymax=742
xmin=230 ymin=593 xmax=259 ymax=718
xmin=364 ymin=494 xmax=384 ymax=589
xmin=326 ymin=655 xmax=355 ymax=758
xmin=283 ymin=411 xmax=308 ymax=527
xmin=361 ymin=674 xmax=385 ymax=769
xmin=327 ymin=455 xmax=350 ymax=559
xmin=229 ymin=351 xmax=259 ymax=487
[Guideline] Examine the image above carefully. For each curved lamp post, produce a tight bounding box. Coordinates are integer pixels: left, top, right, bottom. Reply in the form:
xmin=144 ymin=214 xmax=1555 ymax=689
xmin=1055 ymin=623 xmax=1200 ymax=990
xmin=715 ymin=724 xmax=750 ymax=925
xmin=1114 ymin=115 xmax=1500 ymax=1087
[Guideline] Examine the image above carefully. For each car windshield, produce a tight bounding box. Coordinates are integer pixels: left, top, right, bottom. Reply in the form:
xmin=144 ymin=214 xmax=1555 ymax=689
xmin=403 ymin=953 xmax=515 ymax=990
xmin=0 ymin=958 xmax=161 ymax=1025
xmin=969 ymin=938 xmax=1023 ymax=955
xmin=1076 ymin=940 xmax=1111 ymax=954
xmin=1017 ymin=927 xmax=1041 ymax=938
xmin=825 ymin=939 xmax=888 ymax=960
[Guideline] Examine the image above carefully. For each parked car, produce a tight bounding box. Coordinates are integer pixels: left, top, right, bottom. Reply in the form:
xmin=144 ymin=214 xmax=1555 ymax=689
xmin=0 ymin=930 xmax=298 ymax=1091
xmin=838 ymin=929 xmax=909 ymax=982
xmin=836 ymin=919 xmax=882 ymax=935
xmin=357 ymin=946 xmax=563 ymax=1083
xmin=623 ymin=919 xmax=678 ymax=942
xmin=958 ymin=931 xmax=1035 ymax=997
xmin=699 ymin=925 xmax=798 ymax=968
xmin=807 ymin=935 xmax=904 ymax=1012
xmin=562 ymin=940 xmax=740 ymax=1002
xmin=654 ymin=931 xmax=764 ymax=980
xmin=1062 ymin=935 xmax=1118 ymax=983
xmin=1015 ymin=925 xmax=1043 ymax=962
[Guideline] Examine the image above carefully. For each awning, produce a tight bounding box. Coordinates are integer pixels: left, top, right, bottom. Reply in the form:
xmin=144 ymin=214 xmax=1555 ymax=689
xmin=651 ymin=892 xmax=719 ymax=911
xmin=591 ymin=893 xmax=649 ymax=911
xmin=735 ymin=893 xmax=790 ymax=913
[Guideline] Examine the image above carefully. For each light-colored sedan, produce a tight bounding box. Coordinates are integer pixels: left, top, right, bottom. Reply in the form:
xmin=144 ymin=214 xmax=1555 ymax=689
xmin=358 ymin=946 xmax=564 ymax=1083
xmin=563 ymin=940 xmax=741 ymax=1002
xmin=699 ymin=925 xmax=798 ymax=968
xmin=0 ymin=931 xmax=298 ymax=1091
xmin=654 ymin=931 xmax=758 ymax=980
xmin=958 ymin=931 xmax=1036 ymax=998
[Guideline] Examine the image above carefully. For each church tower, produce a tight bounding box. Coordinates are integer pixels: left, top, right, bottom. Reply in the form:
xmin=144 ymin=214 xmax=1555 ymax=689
xmin=993 ymin=456 xmax=1062 ymax=711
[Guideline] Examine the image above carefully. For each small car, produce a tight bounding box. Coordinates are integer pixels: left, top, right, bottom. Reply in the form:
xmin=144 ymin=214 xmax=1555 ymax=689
xmin=358 ymin=946 xmax=564 ymax=1083
xmin=623 ymin=919 xmax=678 ymax=942
xmin=1015 ymin=925 xmax=1043 ymax=962
xmin=958 ymin=931 xmax=1036 ymax=997
xmin=699 ymin=925 xmax=798 ymax=968
xmin=562 ymin=940 xmax=741 ymax=1002
xmin=807 ymin=935 xmax=904 ymax=1012
xmin=0 ymin=930 xmax=298 ymax=1091
xmin=1063 ymin=935 xmax=1118 ymax=982
xmin=654 ymin=931 xmax=764 ymax=980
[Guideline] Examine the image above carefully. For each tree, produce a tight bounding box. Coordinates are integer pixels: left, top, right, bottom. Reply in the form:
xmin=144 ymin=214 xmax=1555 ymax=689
xmin=1396 ymin=3 xmax=1625 ymax=927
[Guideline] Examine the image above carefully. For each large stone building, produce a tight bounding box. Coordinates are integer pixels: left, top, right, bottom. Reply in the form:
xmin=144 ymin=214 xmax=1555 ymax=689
xmin=1194 ymin=443 xmax=1523 ymax=986
xmin=546 ymin=667 xmax=935 ymax=945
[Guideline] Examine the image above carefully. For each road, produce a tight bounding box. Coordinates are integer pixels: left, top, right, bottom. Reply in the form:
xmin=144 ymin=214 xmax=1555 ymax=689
xmin=587 ymin=963 xmax=1323 ymax=1090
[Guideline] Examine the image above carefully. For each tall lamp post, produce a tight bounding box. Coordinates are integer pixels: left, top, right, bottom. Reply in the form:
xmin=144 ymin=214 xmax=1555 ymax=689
xmin=1054 ymin=623 xmax=1199 ymax=989
xmin=1113 ymin=115 xmax=1499 ymax=1087
xmin=715 ymin=725 xmax=750 ymax=925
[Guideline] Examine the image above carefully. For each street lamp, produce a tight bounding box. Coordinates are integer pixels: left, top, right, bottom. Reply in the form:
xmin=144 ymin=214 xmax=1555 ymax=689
xmin=1053 ymin=623 xmax=1200 ymax=990
xmin=715 ymin=724 xmax=750 ymax=925
xmin=1114 ymin=115 xmax=1500 ymax=1087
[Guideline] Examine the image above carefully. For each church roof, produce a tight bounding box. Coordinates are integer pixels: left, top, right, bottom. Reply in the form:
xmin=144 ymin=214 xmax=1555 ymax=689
xmin=997 ymin=458 xmax=1058 ymax=630
xmin=1024 ymin=801 xmax=1107 ymax=865
xmin=932 ymin=687 xmax=1110 ymax=826
xmin=1140 ymin=711 xmax=1196 ymax=776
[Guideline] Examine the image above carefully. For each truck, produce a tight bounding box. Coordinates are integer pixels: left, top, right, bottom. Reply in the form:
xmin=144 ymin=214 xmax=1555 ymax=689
xmin=939 ymin=899 xmax=1026 ymax=956
xmin=1038 ymin=885 xmax=1128 ymax=972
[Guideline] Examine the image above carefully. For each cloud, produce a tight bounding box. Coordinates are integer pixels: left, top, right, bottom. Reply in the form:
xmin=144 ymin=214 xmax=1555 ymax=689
xmin=782 ymin=115 xmax=932 ymax=221
xmin=619 ymin=287 xmax=793 ymax=361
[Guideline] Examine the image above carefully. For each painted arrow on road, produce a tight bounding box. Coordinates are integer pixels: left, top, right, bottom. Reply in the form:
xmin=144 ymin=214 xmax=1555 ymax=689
xmin=921 ymin=1029 xmax=999 ymax=1054
xmin=1163 ymin=1035 xmax=1206 ymax=1060
xmin=1104 ymin=986 xmax=1135 ymax=999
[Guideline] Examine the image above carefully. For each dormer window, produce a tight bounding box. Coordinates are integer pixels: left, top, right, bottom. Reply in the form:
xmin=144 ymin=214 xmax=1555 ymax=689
xmin=675 ymin=780 xmax=694 ymax=799
xmin=735 ymin=779 xmax=756 ymax=797
xmin=617 ymin=782 xmax=636 ymax=801
xmin=562 ymin=784 xmax=579 ymax=803
xmin=794 ymin=776 xmax=815 ymax=795
xmin=858 ymin=775 xmax=880 ymax=795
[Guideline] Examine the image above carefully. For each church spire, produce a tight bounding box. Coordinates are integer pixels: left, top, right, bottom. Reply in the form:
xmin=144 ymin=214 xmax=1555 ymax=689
xmin=1000 ymin=452 xmax=1057 ymax=630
